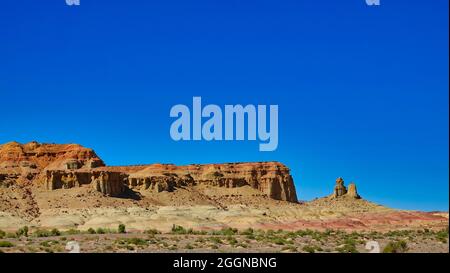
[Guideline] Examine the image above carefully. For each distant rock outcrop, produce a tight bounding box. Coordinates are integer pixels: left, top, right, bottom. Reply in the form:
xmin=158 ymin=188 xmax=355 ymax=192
xmin=331 ymin=177 xmax=360 ymax=199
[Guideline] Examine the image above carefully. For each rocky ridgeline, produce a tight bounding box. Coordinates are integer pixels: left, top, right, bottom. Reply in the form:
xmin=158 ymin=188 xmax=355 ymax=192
xmin=0 ymin=141 xmax=298 ymax=202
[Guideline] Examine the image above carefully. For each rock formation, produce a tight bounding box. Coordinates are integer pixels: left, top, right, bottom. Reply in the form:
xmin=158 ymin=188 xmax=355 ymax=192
xmin=347 ymin=183 xmax=360 ymax=199
xmin=0 ymin=141 xmax=104 ymax=171
xmin=0 ymin=141 xmax=298 ymax=202
xmin=43 ymin=170 xmax=126 ymax=196
xmin=333 ymin=177 xmax=347 ymax=197
xmin=331 ymin=177 xmax=360 ymax=199
xmin=124 ymin=162 xmax=298 ymax=202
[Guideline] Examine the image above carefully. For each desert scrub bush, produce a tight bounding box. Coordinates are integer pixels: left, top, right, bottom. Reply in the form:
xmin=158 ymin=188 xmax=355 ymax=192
xmin=96 ymin=228 xmax=107 ymax=234
xmin=5 ymin=232 xmax=17 ymax=238
xmin=33 ymin=229 xmax=52 ymax=238
xmin=295 ymin=229 xmax=314 ymax=237
xmin=227 ymin=236 xmax=238 ymax=245
xmin=144 ymin=229 xmax=160 ymax=235
xmin=336 ymin=242 xmax=359 ymax=253
xmin=171 ymin=225 xmax=193 ymax=234
xmin=40 ymin=240 xmax=59 ymax=248
xmin=87 ymin=228 xmax=96 ymax=234
xmin=118 ymin=224 xmax=126 ymax=234
xmin=40 ymin=241 xmax=51 ymax=247
xmin=436 ymin=228 xmax=449 ymax=243
xmin=209 ymin=237 xmax=223 ymax=244
xmin=302 ymin=245 xmax=317 ymax=253
xmin=0 ymin=241 xmax=14 ymax=248
xmin=212 ymin=227 xmax=238 ymax=236
xmin=336 ymin=244 xmax=359 ymax=253
xmin=384 ymin=230 xmax=411 ymax=238
xmin=311 ymin=231 xmax=328 ymax=242
xmin=343 ymin=237 xmax=357 ymax=246
xmin=50 ymin=228 xmax=61 ymax=236
xmin=0 ymin=229 xmax=5 ymax=239
xmin=64 ymin=229 xmax=81 ymax=235
xmin=195 ymin=238 xmax=205 ymax=243
xmin=270 ymin=237 xmax=288 ymax=245
xmin=185 ymin=243 xmax=194 ymax=249
xmin=116 ymin=237 xmax=148 ymax=246
xmin=245 ymin=234 xmax=256 ymax=240
xmin=34 ymin=228 xmax=61 ymax=237
xmin=236 ymin=243 xmax=248 ymax=248
xmin=240 ymin=228 xmax=254 ymax=236
xmin=16 ymin=226 xmax=29 ymax=237
xmin=382 ymin=240 xmax=408 ymax=253
xmin=281 ymin=245 xmax=297 ymax=252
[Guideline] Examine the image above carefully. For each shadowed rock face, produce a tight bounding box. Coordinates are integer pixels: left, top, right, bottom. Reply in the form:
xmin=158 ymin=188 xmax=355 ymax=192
xmin=124 ymin=162 xmax=298 ymax=202
xmin=0 ymin=141 xmax=298 ymax=202
xmin=43 ymin=170 xmax=126 ymax=196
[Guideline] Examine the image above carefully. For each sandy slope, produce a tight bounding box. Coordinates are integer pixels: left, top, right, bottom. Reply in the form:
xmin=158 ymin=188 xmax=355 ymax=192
xmin=0 ymin=184 xmax=447 ymax=233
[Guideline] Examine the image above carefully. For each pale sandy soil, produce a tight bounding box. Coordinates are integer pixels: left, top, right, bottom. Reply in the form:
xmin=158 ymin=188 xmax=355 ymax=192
xmin=0 ymin=185 xmax=447 ymax=234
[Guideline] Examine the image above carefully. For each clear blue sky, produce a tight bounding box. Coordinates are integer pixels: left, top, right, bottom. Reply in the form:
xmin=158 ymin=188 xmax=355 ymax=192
xmin=0 ymin=0 xmax=448 ymax=211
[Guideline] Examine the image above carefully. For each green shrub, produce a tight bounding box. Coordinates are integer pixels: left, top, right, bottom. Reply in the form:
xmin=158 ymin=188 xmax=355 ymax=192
xmin=295 ymin=229 xmax=314 ymax=237
xmin=436 ymin=228 xmax=449 ymax=243
xmin=34 ymin=229 xmax=51 ymax=238
xmin=50 ymin=228 xmax=61 ymax=236
xmin=40 ymin=241 xmax=51 ymax=247
xmin=87 ymin=228 xmax=96 ymax=234
xmin=245 ymin=234 xmax=256 ymax=240
xmin=240 ymin=228 xmax=254 ymax=236
xmin=118 ymin=224 xmax=126 ymax=234
xmin=171 ymin=225 xmax=193 ymax=234
xmin=5 ymin=232 xmax=16 ymax=239
xmin=210 ymin=237 xmax=222 ymax=244
xmin=281 ymin=245 xmax=297 ymax=252
xmin=127 ymin=238 xmax=148 ymax=246
xmin=383 ymin=240 xmax=408 ymax=253
xmin=64 ymin=229 xmax=81 ymax=235
xmin=227 ymin=236 xmax=238 ymax=245
xmin=302 ymin=245 xmax=316 ymax=253
xmin=96 ymin=228 xmax=106 ymax=234
xmin=116 ymin=237 xmax=148 ymax=246
xmin=213 ymin=227 xmax=238 ymax=236
xmin=0 ymin=241 xmax=14 ymax=248
xmin=144 ymin=229 xmax=160 ymax=235
xmin=16 ymin=226 xmax=29 ymax=237
xmin=271 ymin=237 xmax=286 ymax=245
xmin=0 ymin=230 xmax=5 ymax=239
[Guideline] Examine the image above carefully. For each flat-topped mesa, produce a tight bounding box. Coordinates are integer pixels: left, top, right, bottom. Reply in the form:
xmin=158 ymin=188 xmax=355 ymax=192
xmin=126 ymin=162 xmax=298 ymax=202
xmin=0 ymin=141 xmax=105 ymax=171
xmin=0 ymin=141 xmax=298 ymax=202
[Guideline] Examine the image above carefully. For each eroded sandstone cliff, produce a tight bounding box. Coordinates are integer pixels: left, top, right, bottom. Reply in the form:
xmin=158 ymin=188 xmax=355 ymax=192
xmin=0 ymin=141 xmax=298 ymax=202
